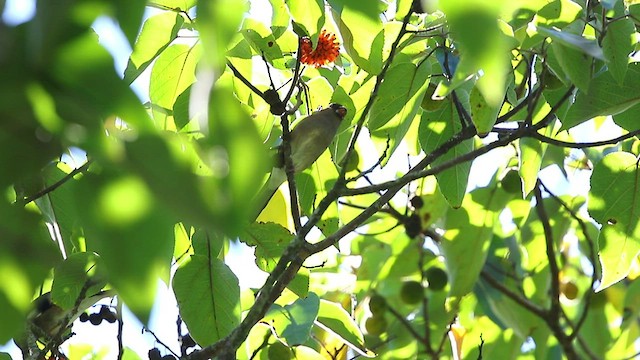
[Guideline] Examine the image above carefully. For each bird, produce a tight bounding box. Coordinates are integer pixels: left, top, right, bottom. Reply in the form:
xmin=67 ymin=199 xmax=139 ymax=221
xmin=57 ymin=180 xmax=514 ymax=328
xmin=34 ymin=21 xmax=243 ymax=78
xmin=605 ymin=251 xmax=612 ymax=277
xmin=15 ymin=289 xmax=116 ymax=357
xmin=251 ymin=103 xmax=347 ymax=221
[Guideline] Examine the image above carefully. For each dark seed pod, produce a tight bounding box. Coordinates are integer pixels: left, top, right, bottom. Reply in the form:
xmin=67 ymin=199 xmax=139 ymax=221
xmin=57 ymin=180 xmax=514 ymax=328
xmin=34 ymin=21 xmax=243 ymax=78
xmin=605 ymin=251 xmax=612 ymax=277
xmin=410 ymin=196 xmax=424 ymax=209
xmin=405 ymin=213 xmax=422 ymax=238
xmin=89 ymin=313 xmax=102 ymax=326
xmin=79 ymin=312 xmax=90 ymax=323
xmin=148 ymin=348 xmax=162 ymax=360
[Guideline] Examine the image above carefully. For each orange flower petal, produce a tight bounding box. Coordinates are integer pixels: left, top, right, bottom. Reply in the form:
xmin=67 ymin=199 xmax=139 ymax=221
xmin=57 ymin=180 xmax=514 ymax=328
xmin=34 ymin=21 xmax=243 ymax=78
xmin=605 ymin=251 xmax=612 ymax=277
xmin=299 ymin=30 xmax=340 ymax=67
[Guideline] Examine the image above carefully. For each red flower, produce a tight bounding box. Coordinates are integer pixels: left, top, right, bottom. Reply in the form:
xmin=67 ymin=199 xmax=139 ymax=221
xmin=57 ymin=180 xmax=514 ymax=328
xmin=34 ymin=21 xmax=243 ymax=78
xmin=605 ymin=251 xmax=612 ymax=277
xmin=300 ymin=30 xmax=340 ymax=67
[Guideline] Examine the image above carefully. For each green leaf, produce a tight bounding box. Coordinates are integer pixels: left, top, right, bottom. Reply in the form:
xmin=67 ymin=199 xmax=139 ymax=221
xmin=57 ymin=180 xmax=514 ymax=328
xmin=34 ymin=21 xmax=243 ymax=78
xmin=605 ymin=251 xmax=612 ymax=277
xmin=369 ymin=61 xmax=431 ymax=165
xmin=120 ymin=348 xmax=143 ymax=360
xmin=125 ymin=133 xmax=223 ymax=229
xmin=418 ymin=97 xmax=473 ymax=208
xmin=315 ymin=299 xmax=374 ymax=357
xmin=602 ymin=18 xmax=635 ymax=85
xmin=476 ymin=273 xmax=545 ymax=338
xmin=288 ymin=268 xmax=310 ymax=298
xmin=240 ymin=222 xmax=293 ymax=272
xmin=197 ymin=0 xmax=246 ymax=68
xmin=149 ymin=43 xmax=201 ymax=129
xmin=440 ymin=0 xmax=510 ymax=105
xmin=173 ymin=255 xmax=240 ymax=346
xmin=264 ymin=293 xmax=320 ymax=345
xmin=124 ymin=12 xmax=185 ymax=84
xmin=113 ymin=0 xmax=146 ymax=46
xmin=369 ymin=62 xmax=431 ymax=131
xmin=550 ymin=40 xmax=593 ymax=93
xmin=173 ymin=85 xmax=192 ymax=130
xmin=286 ymin=0 xmax=324 ymax=43
xmin=535 ymin=0 xmax=582 ymax=27
xmin=519 ymin=118 xmax=552 ymax=196
xmin=537 ymin=25 xmax=605 ymax=60
xmin=0 ymin=202 xmax=58 ymax=343
xmin=241 ymin=18 xmax=286 ymax=69
xmin=191 ymin=230 xmax=224 ymax=258
xmin=332 ymin=0 xmax=386 ymax=74
xmin=205 ymin=80 xmax=272 ymax=234
xmin=564 ymin=62 xmax=640 ymax=130
xmin=613 ymin=102 xmax=640 ymax=132
xmin=51 ymin=252 xmax=107 ymax=310
xmin=441 ymin=186 xmax=509 ymax=298
xmin=269 ymin=0 xmax=291 ymax=39
xmin=150 ymin=0 xmax=197 ymax=10
xmin=75 ymin=172 xmax=174 ymax=322
xmin=588 ymin=152 xmax=640 ymax=290
xmin=52 ymin=31 xmax=154 ymax=133
xmin=469 ymin=85 xmax=501 ymax=136
xmin=36 ymin=162 xmax=82 ymax=255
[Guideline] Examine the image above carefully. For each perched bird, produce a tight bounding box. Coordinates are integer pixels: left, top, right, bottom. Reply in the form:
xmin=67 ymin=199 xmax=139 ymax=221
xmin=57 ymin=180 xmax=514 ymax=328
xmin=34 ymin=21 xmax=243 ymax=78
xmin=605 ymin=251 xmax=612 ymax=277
xmin=251 ymin=103 xmax=347 ymax=220
xmin=15 ymin=289 xmax=116 ymax=357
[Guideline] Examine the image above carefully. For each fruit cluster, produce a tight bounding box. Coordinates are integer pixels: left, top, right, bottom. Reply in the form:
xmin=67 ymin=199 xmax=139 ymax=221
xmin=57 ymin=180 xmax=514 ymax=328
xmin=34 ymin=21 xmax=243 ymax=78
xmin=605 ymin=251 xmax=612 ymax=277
xmin=78 ymin=305 xmax=116 ymax=326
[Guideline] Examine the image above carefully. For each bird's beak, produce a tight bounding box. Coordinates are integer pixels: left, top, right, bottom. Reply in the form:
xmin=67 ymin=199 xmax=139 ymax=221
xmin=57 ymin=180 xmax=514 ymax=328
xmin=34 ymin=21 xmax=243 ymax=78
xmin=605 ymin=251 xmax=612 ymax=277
xmin=329 ymin=103 xmax=347 ymax=119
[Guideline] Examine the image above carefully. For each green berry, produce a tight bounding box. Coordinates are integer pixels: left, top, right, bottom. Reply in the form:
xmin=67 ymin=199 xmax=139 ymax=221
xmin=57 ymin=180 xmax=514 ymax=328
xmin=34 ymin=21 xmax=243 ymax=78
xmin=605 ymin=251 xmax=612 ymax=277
xmin=400 ymin=281 xmax=424 ymax=304
xmin=425 ymin=267 xmax=448 ymax=291
xmin=369 ymin=294 xmax=387 ymax=315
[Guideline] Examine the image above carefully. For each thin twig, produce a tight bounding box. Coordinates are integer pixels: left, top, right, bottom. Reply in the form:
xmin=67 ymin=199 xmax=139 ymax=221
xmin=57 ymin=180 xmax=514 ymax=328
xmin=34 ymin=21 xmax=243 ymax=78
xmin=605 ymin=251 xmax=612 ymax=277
xmin=539 ymin=182 xmax=598 ymax=342
xmin=479 ymin=270 xmax=547 ymax=318
xmin=534 ymin=181 xmax=580 ymax=360
xmin=226 ymin=61 xmax=265 ymax=97
xmin=386 ymin=302 xmax=426 ymax=343
xmin=531 ymin=129 xmax=640 ymax=148
xmin=116 ymin=298 xmax=124 ymax=360
xmin=533 ymin=182 xmax=561 ymax=319
xmin=22 ymin=160 xmax=93 ymax=205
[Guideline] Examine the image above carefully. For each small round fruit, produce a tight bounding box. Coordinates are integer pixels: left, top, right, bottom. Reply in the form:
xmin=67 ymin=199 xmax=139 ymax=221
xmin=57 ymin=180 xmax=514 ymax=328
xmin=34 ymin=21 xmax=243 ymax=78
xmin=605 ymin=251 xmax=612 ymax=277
xmin=148 ymin=348 xmax=161 ymax=360
xmin=365 ymin=315 xmax=388 ymax=336
xmin=182 ymin=333 xmax=196 ymax=348
xmin=79 ymin=312 xmax=89 ymax=323
xmin=410 ymin=196 xmax=424 ymax=209
xmin=400 ymin=281 xmax=424 ymax=304
xmin=368 ymin=294 xmax=387 ymax=315
xmin=501 ymin=169 xmax=522 ymax=194
xmin=103 ymin=311 xmax=117 ymax=323
xmin=405 ymin=213 xmax=422 ymax=238
xmin=268 ymin=341 xmax=294 ymax=360
xmin=89 ymin=313 xmax=102 ymax=326
xmin=561 ymin=281 xmax=579 ymax=300
xmin=425 ymin=267 xmax=448 ymax=291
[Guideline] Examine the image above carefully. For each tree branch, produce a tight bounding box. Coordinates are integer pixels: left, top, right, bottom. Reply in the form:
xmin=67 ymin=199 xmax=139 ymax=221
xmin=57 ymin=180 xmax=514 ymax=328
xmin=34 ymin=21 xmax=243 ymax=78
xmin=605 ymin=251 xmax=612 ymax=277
xmin=22 ymin=160 xmax=93 ymax=205
xmin=479 ymin=270 xmax=547 ymax=318
xmin=533 ymin=182 xmax=561 ymax=317
xmin=531 ymin=129 xmax=640 ymax=148
xmin=539 ymin=181 xmax=598 ymax=342
xmin=534 ymin=181 xmax=580 ymax=360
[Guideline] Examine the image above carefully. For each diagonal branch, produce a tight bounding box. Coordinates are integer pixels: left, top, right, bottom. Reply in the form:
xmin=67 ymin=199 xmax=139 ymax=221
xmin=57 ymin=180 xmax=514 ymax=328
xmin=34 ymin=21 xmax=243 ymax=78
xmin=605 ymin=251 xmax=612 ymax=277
xmin=539 ymin=181 xmax=598 ymax=342
xmin=22 ymin=160 xmax=93 ymax=205
xmin=531 ymin=129 xmax=640 ymax=148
